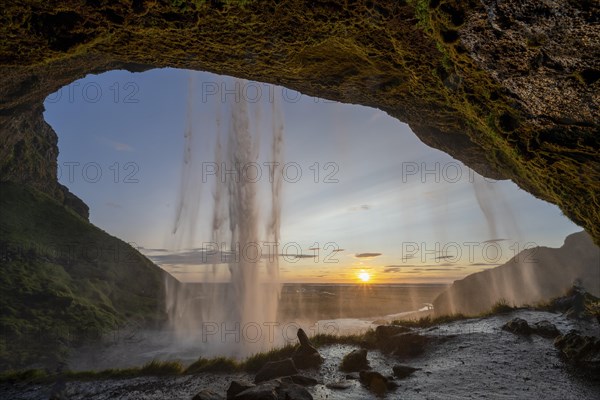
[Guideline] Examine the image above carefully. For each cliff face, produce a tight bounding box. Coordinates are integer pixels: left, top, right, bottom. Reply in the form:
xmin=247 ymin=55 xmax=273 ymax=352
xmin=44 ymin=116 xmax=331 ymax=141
xmin=0 ymin=0 xmax=598 ymax=241
xmin=0 ymin=182 xmax=168 ymax=369
xmin=433 ymin=231 xmax=600 ymax=316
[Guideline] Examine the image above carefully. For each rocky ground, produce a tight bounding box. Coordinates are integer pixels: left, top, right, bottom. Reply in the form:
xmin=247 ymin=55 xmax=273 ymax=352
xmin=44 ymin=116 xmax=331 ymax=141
xmin=2 ymin=309 xmax=598 ymax=399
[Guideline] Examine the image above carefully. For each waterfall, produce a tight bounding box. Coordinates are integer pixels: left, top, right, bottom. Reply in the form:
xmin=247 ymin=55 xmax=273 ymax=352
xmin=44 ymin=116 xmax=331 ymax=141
xmin=166 ymin=77 xmax=284 ymax=357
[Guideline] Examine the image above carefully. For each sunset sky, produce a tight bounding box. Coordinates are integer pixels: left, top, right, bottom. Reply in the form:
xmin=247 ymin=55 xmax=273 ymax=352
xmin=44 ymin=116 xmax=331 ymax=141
xmin=44 ymin=68 xmax=580 ymax=284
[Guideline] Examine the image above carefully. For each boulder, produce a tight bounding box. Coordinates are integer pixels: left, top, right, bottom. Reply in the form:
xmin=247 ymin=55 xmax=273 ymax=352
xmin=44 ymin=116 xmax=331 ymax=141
xmin=380 ymin=332 xmax=429 ymax=357
xmin=292 ymin=328 xmax=323 ymax=369
xmin=235 ymin=381 xmax=278 ymax=400
xmin=554 ymin=330 xmax=600 ymax=371
xmin=235 ymin=378 xmax=313 ymax=400
xmin=532 ymin=320 xmax=560 ymax=339
xmin=254 ymin=358 xmax=298 ymax=383
xmin=375 ymin=325 xmax=411 ymax=342
xmin=192 ymin=389 xmax=223 ymax=400
xmin=359 ymin=370 xmax=398 ymax=396
xmin=392 ymin=364 xmax=420 ymax=379
xmin=276 ymin=382 xmax=313 ymax=400
xmin=288 ymin=375 xmax=318 ymax=386
xmin=340 ymin=349 xmax=369 ymax=372
xmin=501 ymin=318 xmax=532 ymax=335
xmin=227 ymin=381 xmax=255 ymax=399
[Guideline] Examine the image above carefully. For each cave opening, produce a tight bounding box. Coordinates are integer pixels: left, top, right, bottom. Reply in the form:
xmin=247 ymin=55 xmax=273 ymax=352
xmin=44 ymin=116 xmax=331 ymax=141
xmin=36 ymin=67 xmax=590 ymax=368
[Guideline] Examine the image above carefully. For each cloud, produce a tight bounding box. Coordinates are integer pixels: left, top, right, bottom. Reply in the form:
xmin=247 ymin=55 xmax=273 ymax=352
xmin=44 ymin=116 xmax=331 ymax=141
xmin=469 ymin=262 xmax=502 ymax=266
xmin=149 ymin=248 xmax=237 ymax=265
xmin=331 ymin=248 xmax=345 ymax=252
xmin=355 ymin=252 xmax=382 ymax=258
xmin=434 ymin=255 xmax=454 ymax=260
xmin=112 ymin=142 xmax=133 ymax=152
xmin=349 ymin=204 xmax=372 ymax=212
xmin=411 ymin=268 xmax=454 ymax=272
xmin=99 ymin=137 xmax=134 ymax=152
xmin=282 ymin=254 xmax=317 ymax=259
xmin=382 ymin=265 xmax=420 ymax=273
xmin=482 ymin=238 xmax=508 ymax=243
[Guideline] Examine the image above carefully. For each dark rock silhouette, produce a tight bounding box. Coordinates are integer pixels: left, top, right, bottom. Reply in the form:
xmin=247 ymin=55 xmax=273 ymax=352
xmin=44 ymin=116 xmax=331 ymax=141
xmin=393 ymin=364 xmax=421 ymax=379
xmin=288 ymin=375 xmax=318 ymax=386
xmin=554 ymin=331 xmax=600 ymax=372
xmin=359 ymin=370 xmax=398 ymax=396
xmin=235 ymin=378 xmax=312 ymax=400
xmin=227 ymin=381 xmax=255 ymax=399
xmin=378 ymin=331 xmax=429 ymax=357
xmin=291 ymin=328 xmax=323 ymax=369
xmin=254 ymin=358 xmax=298 ymax=383
xmin=533 ymin=321 xmax=561 ymax=339
xmin=502 ymin=318 xmax=532 ymax=335
xmin=340 ymin=349 xmax=369 ymax=372
xmin=192 ymin=389 xmax=223 ymax=400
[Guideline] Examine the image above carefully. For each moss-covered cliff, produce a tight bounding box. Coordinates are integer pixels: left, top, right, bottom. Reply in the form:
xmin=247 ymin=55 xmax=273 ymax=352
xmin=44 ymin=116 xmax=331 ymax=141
xmin=0 ymin=182 xmax=167 ymax=369
xmin=2 ymin=0 xmax=598 ymax=242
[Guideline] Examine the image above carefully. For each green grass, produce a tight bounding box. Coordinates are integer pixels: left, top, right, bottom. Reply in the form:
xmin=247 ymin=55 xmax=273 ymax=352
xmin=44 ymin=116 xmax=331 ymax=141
xmin=240 ymin=344 xmax=297 ymax=372
xmin=185 ymin=356 xmax=239 ymax=374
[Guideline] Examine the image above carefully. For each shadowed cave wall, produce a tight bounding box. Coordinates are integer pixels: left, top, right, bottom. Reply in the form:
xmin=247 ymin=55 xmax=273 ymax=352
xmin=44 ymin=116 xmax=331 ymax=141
xmin=1 ymin=0 xmax=599 ymax=242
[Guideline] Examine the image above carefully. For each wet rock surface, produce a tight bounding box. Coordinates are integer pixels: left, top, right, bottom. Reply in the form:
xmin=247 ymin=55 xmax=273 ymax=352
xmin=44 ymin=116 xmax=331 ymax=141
xmin=3 ymin=311 xmax=600 ymax=399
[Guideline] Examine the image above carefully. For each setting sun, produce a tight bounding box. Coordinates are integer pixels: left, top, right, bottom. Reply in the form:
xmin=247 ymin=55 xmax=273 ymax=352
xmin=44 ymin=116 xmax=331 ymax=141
xmin=358 ymin=271 xmax=371 ymax=283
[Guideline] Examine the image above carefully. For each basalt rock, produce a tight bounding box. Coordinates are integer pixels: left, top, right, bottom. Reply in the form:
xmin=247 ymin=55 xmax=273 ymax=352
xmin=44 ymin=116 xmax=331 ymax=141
xmin=292 ymin=328 xmax=323 ymax=369
xmin=378 ymin=332 xmax=430 ymax=357
xmin=554 ymin=330 xmax=600 ymax=372
xmin=340 ymin=349 xmax=369 ymax=372
xmin=254 ymin=358 xmax=298 ymax=383
xmin=392 ymin=364 xmax=421 ymax=379
xmin=235 ymin=378 xmax=313 ymax=400
xmin=227 ymin=381 xmax=255 ymax=399
xmin=1 ymin=1 xmax=599 ymax=244
xmin=502 ymin=318 xmax=532 ymax=335
xmin=193 ymin=390 xmax=223 ymax=400
xmin=359 ymin=370 xmax=398 ymax=396
xmin=532 ymin=320 xmax=561 ymax=339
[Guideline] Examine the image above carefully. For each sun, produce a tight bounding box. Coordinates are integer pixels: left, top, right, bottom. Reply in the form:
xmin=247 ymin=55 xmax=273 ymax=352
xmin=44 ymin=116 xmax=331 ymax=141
xmin=358 ymin=271 xmax=371 ymax=283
